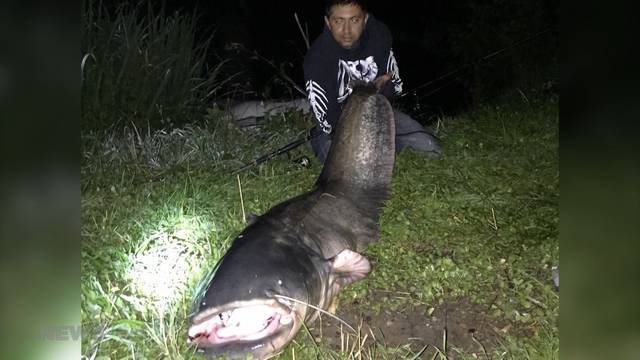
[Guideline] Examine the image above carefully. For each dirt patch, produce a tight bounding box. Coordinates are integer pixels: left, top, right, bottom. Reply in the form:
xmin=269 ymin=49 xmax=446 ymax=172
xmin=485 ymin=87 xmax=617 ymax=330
xmin=309 ymin=294 xmax=516 ymax=359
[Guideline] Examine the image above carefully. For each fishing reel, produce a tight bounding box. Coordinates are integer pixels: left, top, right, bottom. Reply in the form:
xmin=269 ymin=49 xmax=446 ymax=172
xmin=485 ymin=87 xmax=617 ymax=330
xmin=291 ymin=155 xmax=311 ymax=168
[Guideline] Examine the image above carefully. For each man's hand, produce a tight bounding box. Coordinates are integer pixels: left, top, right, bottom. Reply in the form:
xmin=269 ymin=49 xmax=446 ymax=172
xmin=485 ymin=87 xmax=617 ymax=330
xmin=373 ymin=73 xmax=391 ymax=91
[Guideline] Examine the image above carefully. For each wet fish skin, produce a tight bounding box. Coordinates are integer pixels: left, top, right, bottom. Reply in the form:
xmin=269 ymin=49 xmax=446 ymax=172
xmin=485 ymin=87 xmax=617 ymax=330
xmin=188 ymin=81 xmax=395 ymax=359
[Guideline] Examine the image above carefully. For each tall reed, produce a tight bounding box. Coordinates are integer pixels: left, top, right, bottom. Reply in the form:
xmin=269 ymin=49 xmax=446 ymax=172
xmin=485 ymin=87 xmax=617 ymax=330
xmin=81 ymin=0 xmax=225 ymax=131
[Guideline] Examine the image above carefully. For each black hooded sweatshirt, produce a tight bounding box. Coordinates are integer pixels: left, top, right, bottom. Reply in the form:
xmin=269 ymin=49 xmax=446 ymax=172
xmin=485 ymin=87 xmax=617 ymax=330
xmin=303 ymin=16 xmax=403 ymax=135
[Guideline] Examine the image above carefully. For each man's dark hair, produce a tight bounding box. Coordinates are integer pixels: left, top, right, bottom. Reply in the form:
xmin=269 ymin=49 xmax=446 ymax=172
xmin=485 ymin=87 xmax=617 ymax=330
xmin=325 ymin=0 xmax=368 ymax=16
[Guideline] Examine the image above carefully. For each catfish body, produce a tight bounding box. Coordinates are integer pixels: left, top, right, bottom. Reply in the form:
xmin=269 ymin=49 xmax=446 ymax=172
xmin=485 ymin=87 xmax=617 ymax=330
xmin=187 ymin=82 xmax=395 ymax=359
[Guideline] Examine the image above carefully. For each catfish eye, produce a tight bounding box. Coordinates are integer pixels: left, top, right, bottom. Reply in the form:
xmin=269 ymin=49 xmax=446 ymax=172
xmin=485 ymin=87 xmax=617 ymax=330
xmin=264 ymin=288 xmax=277 ymax=298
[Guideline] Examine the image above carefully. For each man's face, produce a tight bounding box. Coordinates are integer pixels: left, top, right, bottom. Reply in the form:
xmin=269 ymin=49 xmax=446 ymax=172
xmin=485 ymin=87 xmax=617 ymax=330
xmin=325 ymin=4 xmax=369 ymax=49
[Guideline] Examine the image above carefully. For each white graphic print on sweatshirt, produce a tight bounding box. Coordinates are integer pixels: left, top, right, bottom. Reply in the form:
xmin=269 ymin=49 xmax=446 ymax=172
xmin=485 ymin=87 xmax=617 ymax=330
xmin=386 ymin=49 xmax=403 ymax=94
xmin=337 ymin=56 xmax=378 ymax=103
xmin=305 ymin=79 xmax=331 ymax=133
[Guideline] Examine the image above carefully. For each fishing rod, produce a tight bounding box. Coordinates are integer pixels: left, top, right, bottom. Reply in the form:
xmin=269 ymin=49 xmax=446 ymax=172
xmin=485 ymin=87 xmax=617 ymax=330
xmin=399 ymin=27 xmax=554 ymax=100
xmin=234 ymin=28 xmax=554 ymax=173
xmin=233 ymin=129 xmax=318 ymax=174
xmin=232 ymin=126 xmax=440 ymax=174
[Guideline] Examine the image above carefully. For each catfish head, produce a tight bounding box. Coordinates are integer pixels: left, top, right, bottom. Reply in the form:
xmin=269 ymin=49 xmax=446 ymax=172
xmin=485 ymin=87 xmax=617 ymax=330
xmin=187 ymin=221 xmax=371 ymax=359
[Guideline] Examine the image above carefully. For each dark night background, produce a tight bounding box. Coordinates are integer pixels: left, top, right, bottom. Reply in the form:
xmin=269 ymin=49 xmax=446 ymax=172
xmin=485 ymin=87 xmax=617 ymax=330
xmin=122 ymin=0 xmax=559 ymax=118
xmin=4 ymin=0 xmax=640 ymax=359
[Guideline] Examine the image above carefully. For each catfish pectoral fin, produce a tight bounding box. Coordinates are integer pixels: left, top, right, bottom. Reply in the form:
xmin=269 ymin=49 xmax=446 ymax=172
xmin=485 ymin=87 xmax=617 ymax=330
xmin=331 ymin=249 xmax=371 ymax=286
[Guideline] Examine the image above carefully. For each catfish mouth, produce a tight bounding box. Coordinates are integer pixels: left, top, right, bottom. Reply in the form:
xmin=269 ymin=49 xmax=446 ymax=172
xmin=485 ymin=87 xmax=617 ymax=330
xmin=187 ymin=299 xmax=301 ymax=356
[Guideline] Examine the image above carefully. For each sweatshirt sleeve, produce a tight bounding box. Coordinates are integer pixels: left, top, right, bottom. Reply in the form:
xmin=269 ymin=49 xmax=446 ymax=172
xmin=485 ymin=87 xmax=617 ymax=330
xmin=386 ymin=48 xmax=403 ymax=96
xmin=374 ymin=20 xmax=403 ymax=98
xmin=303 ymin=49 xmax=340 ymax=135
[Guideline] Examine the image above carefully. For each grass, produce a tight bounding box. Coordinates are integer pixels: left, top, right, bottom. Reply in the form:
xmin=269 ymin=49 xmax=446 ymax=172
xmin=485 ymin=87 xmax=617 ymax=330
xmin=81 ymin=90 xmax=558 ymax=359
xmin=81 ymin=0 xmax=229 ymax=131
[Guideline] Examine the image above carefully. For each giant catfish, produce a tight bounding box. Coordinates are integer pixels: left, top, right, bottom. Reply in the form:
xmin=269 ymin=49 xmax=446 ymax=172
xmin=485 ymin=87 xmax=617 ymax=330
xmin=187 ymin=81 xmax=396 ymax=359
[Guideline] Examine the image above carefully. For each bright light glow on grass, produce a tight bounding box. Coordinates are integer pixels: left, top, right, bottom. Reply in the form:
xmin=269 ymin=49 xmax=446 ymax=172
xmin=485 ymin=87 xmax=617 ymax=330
xmin=126 ymin=216 xmax=213 ymax=311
